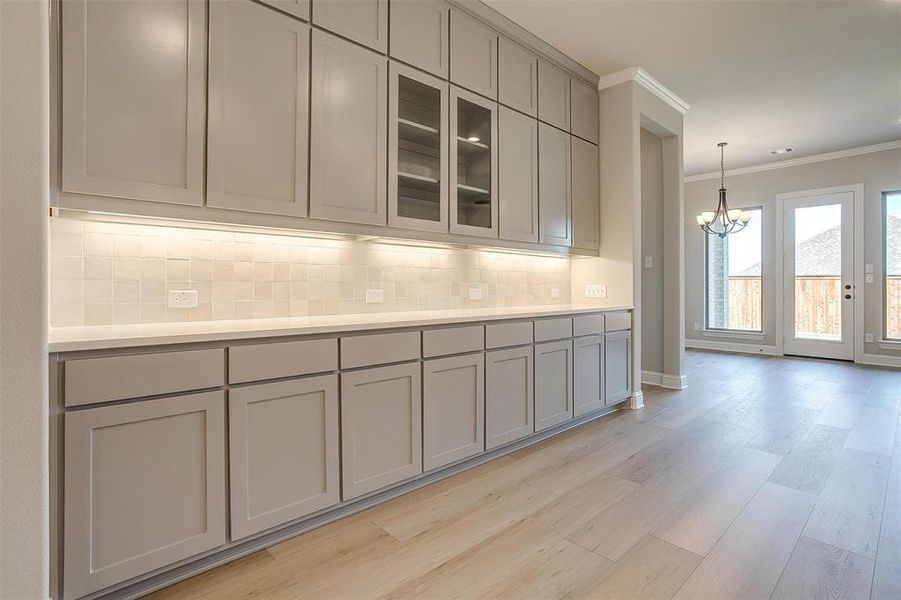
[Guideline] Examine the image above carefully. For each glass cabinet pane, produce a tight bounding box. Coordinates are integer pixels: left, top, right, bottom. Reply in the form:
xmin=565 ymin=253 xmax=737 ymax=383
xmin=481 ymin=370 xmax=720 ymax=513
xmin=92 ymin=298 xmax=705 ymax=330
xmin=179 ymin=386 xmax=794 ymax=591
xmin=451 ymin=87 xmax=497 ymax=238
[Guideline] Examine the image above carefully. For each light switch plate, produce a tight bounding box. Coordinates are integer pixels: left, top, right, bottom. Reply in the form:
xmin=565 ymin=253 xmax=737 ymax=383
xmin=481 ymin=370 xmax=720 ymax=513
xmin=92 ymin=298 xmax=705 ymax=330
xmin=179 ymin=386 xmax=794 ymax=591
xmin=865 ymin=274 xmax=874 ymax=284
xmin=469 ymin=287 xmax=483 ymax=300
xmin=865 ymin=333 xmax=874 ymax=343
xmin=694 ymin=322 xmax=700 ymax=331
xmin=365 ymin=288 xmax=384 ymax=303
xmin=550 ymin=286 xmax=560 ymax=298
xmin=644 ymin=256 xmax=653 ymax=269
xmin=865 ymin=263 xmax=874 ymax=274
xmin=168 ymin=290 xmax=198 ymax=308
xmin=585 ymin=284 xmax=607 ymax=299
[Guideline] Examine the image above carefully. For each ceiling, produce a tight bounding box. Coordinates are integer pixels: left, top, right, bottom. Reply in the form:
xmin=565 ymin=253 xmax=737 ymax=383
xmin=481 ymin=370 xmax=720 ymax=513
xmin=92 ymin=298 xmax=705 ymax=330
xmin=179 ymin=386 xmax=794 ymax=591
xmin=484 ymin=0 xmax=901 ymax=175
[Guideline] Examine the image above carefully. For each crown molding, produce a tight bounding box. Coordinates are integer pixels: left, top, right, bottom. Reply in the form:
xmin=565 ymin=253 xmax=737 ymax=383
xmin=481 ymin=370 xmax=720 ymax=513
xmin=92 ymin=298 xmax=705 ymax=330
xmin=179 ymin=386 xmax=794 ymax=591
xmin=596 ymin=67 xmax=690 ymax=115
xmin=685 ymin=139 xmax=901 ymax=182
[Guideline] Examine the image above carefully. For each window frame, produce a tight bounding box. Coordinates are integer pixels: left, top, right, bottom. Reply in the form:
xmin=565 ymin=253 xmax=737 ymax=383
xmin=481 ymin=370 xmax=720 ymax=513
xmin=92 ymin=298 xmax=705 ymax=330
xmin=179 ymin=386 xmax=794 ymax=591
xmin=703 ymin=205 xmax=764 ymax=333
xmin=883 ymin=190 xmax=901 ymax=341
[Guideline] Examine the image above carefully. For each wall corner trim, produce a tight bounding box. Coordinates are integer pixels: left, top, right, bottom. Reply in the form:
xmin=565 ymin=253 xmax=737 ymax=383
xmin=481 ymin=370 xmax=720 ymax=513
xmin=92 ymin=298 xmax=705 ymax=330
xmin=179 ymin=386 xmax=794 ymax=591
xmin=596 ymin=67 xmax=691 ymax=115
xmin=627 ymin=390 xmax=645 ymax=409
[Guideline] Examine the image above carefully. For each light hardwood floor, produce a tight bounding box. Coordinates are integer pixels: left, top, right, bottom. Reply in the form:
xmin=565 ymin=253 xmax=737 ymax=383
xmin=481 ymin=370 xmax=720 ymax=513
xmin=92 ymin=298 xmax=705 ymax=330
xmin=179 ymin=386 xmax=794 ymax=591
xmin=151 ymin=351 xmax=901 ymax=599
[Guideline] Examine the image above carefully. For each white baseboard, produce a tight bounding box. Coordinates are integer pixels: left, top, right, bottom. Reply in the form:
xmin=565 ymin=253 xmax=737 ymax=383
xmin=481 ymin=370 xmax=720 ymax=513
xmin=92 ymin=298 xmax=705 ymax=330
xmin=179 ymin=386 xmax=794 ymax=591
xmin=641 ymin=371 xmax=688 ymax=390
xmin=628 ymin=391 xmax=644 ymax=409
xmin=686 ymin=338 xmax=780 ymax=356
xmin=858 ymin=353 xmax=901 ymax=369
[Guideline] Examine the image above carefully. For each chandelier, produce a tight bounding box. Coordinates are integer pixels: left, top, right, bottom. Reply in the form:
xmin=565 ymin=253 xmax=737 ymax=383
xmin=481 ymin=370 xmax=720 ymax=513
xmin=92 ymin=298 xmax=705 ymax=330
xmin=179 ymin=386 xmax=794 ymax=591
xmin=696 ymin=142 xmax=752 ymax=237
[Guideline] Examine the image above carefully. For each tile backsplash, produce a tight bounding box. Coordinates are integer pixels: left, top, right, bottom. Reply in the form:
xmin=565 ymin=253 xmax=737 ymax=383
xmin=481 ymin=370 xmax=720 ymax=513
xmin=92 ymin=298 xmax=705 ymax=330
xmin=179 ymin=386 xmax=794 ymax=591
xmin=50 ymin=218 xmax=572 ymax=327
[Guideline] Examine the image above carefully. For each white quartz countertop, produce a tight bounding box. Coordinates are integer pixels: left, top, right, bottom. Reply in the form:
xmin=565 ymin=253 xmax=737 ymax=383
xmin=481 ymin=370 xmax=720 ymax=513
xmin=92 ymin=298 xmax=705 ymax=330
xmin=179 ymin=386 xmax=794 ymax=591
xmin=48 ymin=304 xmax=632 ymax=352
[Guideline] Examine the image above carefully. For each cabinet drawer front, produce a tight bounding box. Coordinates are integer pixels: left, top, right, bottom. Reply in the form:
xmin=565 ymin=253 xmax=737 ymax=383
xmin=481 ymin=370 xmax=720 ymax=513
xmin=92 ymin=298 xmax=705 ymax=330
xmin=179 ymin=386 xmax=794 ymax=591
xmin=573 ymin=314 xmax=605 ymax=337
xmin=485 ymin=321 xmax=533 ymax=349
xmin=229 ymin=338 xmax=337 ymax=384
xmin=422 ymin=325 xmax=484 ymax=357
xmin=605 ymin=312 xmax=632 ymax=332
xmin=534 ymin=317 xmax=573 ymax=342
xmin=65 ymin=349 xmax=225 ymax=406
xmin=341 ymin=331 xmax=421 ymax=368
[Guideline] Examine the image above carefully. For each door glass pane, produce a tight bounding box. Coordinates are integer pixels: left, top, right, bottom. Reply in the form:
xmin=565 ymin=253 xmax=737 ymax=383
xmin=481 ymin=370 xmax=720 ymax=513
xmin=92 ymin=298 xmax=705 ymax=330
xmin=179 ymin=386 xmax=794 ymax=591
xmin=885 ymin=193 xmax=901 ymax=339
xmin=456 ymin=98 xmax=492 ymax=229
xmin=397 ymin=75 xmax=441 ymax=222
xmin=705 ymin=207 xmax=763 ymax=331
xmin=794 ymin=203 xmax=842 ymax=340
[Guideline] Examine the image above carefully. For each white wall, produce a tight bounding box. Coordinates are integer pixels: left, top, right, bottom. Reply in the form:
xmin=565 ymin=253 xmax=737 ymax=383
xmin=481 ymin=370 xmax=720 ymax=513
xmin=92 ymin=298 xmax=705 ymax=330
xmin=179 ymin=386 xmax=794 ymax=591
xmin=0 ymin=0 xmax=51 ymax=597
xmin=685 ymin=147 xmax=901 ymax=365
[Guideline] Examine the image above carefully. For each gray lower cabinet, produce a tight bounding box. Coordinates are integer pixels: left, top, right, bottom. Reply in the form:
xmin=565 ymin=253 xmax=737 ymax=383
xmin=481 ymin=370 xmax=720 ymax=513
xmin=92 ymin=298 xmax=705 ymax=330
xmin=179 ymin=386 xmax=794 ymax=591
xmin=571 ymin=136 xmax=600 ymax=250
xmin=539 ymin=123 xmax=572 ymax=246
xmin=573 ymin=334 xmax=604 ymax=416
xmin=423 ymin=353 xmax=485 ymax=471
xmin=390 ymin=0 xmax=449 ymax=78
xmin=534 ymin=339 xmax=574 ymax=431
xmin=207 ymin=0 xmax=309 ymax=217
xmin=63 ymin=391 xmax=226 ymax=599
xmin=449 ymin=9 xmax=498 ymax=100
xmin=604 ymin=330 xmax=632 ymax=404
xmin=310 ymin=30 xmax=387 ymax=226
xmin=61 ymin=0 xmax=206 ymax=205
xmin=341 ymin=362 xmax=423 ymax=500
xmin=311 ymin=0 xmax=388 ymax=52
xmin=485 ymin=346 xmax=534 ymax=449
xmin=498 ymin=106 xmax=539 ymax=243
xmin=228 ymin=375 xmax=339 ymax=541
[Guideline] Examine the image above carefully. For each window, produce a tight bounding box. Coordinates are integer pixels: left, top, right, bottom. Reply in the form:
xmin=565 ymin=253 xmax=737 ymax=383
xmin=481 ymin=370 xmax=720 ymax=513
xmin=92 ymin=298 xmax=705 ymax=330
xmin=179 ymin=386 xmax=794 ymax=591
xmin=885 ymin=191 xmax=901 ymax=340
xmin=705 ymin=207 xmax=763 ymax=331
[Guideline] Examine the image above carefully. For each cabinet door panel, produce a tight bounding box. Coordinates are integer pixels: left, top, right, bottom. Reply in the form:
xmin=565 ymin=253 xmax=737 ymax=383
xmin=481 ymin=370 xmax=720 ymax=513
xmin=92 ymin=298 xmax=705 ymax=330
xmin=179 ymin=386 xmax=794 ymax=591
xmin=535 ymin=339 xmax=574 ymax=431
xmin=605 ymin=331 xmax=632 ymax=404
xmin=485 ymin=346 xmax=534 ymax=449
xmin=449 ymin=10 xmax=497 ymax=99
xmin=571 ymin=78 xmax=599 ymax=143
xmin=537 ymin=59 xmax=570 ymax=131
xmin=310 ymin=31 xmax=388 ymax=226
xmin=61 ymin=0 xmax=205 ymax=205
xmin=390 ymin=0 xmax=449 ymax=77
xmin=341 ymin=363 xmax=422 ymax=499
xmin=208 ymin=1 xmax=309 ymax=217
xmin=229 ymin=376 xmax=339 ymax=540
xmin=571 ymin=137 xmax=600 ymax=249
xmin=574 ymin=334 xmax=604 ymax=416
xmin=64 ymin=392 xmax=226 ymax=599
xmin=498 ymin=107 xmax=538 ymax=242
xmin=450 ymin=86 xmax=498 ymax=238
xmin=259 ymin=0 xmax=309 ymax=20
xmin=312 ymin=0 xmax=387 ymax=52
xmin=538 ymin=123 xmax=572 ymax=246
xmin=423 ymin=353 xmax=485 ymax=470
xmin=498 ymin=37 xmax=537 ymax=117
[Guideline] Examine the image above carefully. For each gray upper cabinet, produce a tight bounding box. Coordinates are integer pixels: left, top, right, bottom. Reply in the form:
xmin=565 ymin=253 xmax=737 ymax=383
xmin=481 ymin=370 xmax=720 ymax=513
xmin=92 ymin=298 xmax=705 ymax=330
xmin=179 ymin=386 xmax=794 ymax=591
xmin=207 ymin=1 xmax=309 ymax=217
xmin=423 ymin=353 xmax=485 ymax=471
xmin=63 ymin=392 xmax=226 ymax=599
xmin=450 ymin=86 xmax=498 ymax=238
xmin=390 ymin=0 xmax=449 ymax=78
xmin=449 ymin=10 xmax=498 ymax=100
xmin=310 ymin=30 xmax=388 ymax=226
xmin=228 ymin=375 xmax=339 ymax=541
xmin=534 ymin=339 xmax=574 ymax=431
xmin=605 ymin=330 xmax=632 ymax=404
xmin=485 ymin=345 xmax=534 ymax=450
xmin=341 ymin=362 xmax=423 ymax=500
xmin=571 ymin=136 xmax=600 ymax=249
xmin=570 ymin=78 xmax=599 ymax=143
xmin=259 ymin=0 xmax=309 ymax=20
xmin=389 ymin=63 xmax=449 ymax=233
xmin=573 ymin=334 xmax=604 ymax=416
xmin=538 ymin=123 xmax=572 ymax=246
xmin=312 ymin=0 xmax=387 ymax=52
xmin=61 ymin=0 xmax=206 ymax=205
xmin=537 ymin=59 xmax=570 ymax=131
xmin=497 ymin=37 xmax=537 ymax=117
xmin=498 ymin=107 xmax=538 ymax=243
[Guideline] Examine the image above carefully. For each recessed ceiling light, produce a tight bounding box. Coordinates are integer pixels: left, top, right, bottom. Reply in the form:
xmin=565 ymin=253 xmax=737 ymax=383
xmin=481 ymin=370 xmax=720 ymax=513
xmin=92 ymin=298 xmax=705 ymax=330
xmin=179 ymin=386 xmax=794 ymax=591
xmin=768 ymin=147 xmax=796 ymax=155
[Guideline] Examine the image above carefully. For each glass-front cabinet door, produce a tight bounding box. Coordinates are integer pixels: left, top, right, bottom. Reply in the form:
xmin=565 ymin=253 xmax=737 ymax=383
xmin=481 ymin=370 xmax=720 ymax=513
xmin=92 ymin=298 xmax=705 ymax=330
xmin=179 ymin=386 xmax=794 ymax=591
xmin=388 ymin=63 xmax=448 ymax=232
xmin=450 ymin=86 xmax=498 ymax=238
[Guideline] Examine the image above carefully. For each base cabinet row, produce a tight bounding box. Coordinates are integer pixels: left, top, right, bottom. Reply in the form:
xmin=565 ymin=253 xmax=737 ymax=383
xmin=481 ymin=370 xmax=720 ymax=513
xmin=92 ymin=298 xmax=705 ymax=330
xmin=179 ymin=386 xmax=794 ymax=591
xmin=61 ymin=328 xmax=631 ymax=599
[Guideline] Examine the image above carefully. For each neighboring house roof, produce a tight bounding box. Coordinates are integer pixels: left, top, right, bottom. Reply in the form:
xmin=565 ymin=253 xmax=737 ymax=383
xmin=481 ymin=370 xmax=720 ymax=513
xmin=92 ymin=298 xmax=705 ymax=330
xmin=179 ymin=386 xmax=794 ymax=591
xmin=735 ymin=215 xmax=901 ymax=277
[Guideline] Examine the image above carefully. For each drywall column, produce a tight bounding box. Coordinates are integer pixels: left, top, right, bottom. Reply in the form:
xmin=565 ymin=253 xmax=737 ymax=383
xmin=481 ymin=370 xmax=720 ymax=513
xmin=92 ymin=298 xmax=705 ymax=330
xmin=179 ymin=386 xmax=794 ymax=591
xmin=0 ymin=0 xmax=51 ymax=597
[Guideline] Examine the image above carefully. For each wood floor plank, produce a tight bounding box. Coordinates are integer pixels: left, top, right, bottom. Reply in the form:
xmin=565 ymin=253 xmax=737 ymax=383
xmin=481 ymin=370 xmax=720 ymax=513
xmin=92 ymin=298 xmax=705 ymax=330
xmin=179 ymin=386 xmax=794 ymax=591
xmin=768 ymin=424 xmax=850 ymax=494
xmin=878 ymin=452 xmax=901 ymax=542
xmin=844 ymin=406 xmax=897 ymax=457
xmin=574 ymin=535 xmax=702 ymax=600
xmin=872 ymin=536 xmax=901 ymax=600
xmin=672 ymin=482 xmax=817 ymax=600
xmin=147 ymin=551 xmax=276 ymax=600
xmin=815 ymin=393 xmax=868 ymax=429
xmin=770 ymin=536 xmax=874 ymax=600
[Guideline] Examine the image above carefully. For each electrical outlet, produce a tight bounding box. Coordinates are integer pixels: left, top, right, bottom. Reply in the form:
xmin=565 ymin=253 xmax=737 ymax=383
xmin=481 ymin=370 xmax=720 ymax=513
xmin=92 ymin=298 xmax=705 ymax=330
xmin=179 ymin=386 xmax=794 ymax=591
xmin=168 ymin=290 xmax=198 ymax=308
xmin=865 ymin=333 xmax=874 ymax=343
xmin=550 ymin=286 xmax=560 ymax=298
xmin=644 ymin=256 xmax=653 ymax=269
xmin=365 ymin=288 xmax=384 ymax=303
xmin=694 ymin=322 xmax=700 ymax=331
xmin=865 ymin=274 xmax=874 ymax=284
xmin=469 ymin=287 xmax=483 ymax=300
xmin=865 ymin=263 xmax=874 ymax=274
xmin=585 ymin=284 xmax=607 ymax=299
